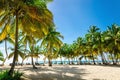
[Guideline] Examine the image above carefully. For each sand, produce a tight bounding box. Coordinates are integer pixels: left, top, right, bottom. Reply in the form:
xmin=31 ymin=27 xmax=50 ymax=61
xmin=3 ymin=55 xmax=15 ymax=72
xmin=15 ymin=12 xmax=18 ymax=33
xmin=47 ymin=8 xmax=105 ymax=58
xmin=0 ymin=65 xmax=120 ymax=80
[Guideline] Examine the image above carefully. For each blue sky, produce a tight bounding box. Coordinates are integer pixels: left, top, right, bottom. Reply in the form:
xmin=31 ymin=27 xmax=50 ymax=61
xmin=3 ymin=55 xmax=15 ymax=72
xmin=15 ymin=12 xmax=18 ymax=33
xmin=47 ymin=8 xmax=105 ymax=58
xmin=48 ymin=0 xmax=120 ymax=44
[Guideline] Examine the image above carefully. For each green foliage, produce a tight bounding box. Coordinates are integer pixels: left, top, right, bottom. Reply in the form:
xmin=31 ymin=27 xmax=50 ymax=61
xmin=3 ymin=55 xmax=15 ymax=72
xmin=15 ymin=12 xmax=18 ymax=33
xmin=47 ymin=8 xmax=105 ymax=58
xmin=0 ymin=51 xmax=4 ymax=61
xmin=0 ymin=70 xmax=23 ymax=80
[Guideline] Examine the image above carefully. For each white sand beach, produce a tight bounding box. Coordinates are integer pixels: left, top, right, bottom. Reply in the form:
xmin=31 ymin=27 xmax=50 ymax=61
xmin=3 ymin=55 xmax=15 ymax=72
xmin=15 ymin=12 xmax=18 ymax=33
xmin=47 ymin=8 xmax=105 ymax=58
xmin=0 ymin=65 xmax=120 ymax=80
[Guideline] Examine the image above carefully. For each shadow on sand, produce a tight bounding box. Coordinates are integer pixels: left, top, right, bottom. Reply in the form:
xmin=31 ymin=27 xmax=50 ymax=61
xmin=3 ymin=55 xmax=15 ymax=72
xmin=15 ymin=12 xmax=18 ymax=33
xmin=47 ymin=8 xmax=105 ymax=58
xmin=20 ymin=65 xmax=87 ymax=80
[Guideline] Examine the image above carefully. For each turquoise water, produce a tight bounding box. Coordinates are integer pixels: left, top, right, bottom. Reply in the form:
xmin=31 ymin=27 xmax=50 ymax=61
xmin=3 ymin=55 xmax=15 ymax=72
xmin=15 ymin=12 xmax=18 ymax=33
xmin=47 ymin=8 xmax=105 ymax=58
xmin=37 ymin=60 xmax=106 ymax=64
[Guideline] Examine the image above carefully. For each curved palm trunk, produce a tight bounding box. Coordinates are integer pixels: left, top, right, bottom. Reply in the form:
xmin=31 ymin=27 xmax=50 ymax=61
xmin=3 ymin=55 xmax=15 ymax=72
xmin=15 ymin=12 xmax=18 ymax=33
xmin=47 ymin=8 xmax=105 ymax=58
xmin=48 ymin=58 xmax=52 ymax=66
xmin=31 ymin=43 xmax=37 ymax=69
xmin=110 ymin=53 xmax=115 ymax=64
xmin=91 ymin=53 xmax=96 ymax=65
xmin=68 ymin=58 xmax=70 ymax=65
xmin=2 ymin=39 xmax=8 ymax=66
xmin=72 ymin=58 xmax=74 ymax=65
xmin=43 ymin=56 xmax=46 ymax=66
xmin=76 ymin=57 xmax=79 ymax=65
xmin=115 ymin=54 xmax=119 ymax=64
xmin=48 ymin=55 xmax=52 ymax=66
xmin=21 ymin=59 xmax=24 ymax=66
xmin=100 ymin=53 xmax=106 ymax=64
xmin=21 ymin=45 xmax=27 ymax=66
xmin=9 ymin=11 xmax=18 ymax=75
xmin=60 ymin=56 xmax=63 ymax=64
xmin=31 ymin=56 xmax=37 ymax=69
xmin=48 ymin=45 xmax=52 ymax=66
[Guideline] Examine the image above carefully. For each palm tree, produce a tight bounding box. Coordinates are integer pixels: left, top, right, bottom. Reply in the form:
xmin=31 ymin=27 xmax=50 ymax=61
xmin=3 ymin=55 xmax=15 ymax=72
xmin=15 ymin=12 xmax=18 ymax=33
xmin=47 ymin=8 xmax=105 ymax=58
xmin=20 ymin=33 xmax=34 ymax=66
xmin=59 ymin=43 xmax=74 ymax=65
xmin=8 ymin=43 xmax=26 ymax=64
xmin=25 ymin=45 xmax=40 ymax=69
xmin=103 ymin=24 xmax=120 ymax=64
xmin=85 ymin=26 xmax=100 ymax=64
xmin=93 ymin=31 xmax=108 ymax=64
xmin=73 ymin=37 xmax=84 ymax=64
xmin=0 ymin=0 xmax=54 ymax=74
xmin=41 ymin=27 xmax=63 ymax=66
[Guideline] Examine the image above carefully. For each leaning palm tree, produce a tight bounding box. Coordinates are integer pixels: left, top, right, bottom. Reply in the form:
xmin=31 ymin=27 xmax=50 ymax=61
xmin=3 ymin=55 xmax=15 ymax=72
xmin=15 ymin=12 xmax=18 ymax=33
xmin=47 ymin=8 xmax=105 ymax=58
xmin=41 ymin=27 xmax=63 ymax=66
xmin=0 ymin=0 xmax=54 ymax=75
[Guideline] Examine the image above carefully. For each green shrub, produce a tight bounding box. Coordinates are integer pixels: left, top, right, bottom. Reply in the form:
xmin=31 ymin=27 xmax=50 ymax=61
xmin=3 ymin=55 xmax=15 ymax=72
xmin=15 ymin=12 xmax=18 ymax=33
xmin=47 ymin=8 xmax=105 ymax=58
xmin=0 ymin=70 xmax=23 ymax=80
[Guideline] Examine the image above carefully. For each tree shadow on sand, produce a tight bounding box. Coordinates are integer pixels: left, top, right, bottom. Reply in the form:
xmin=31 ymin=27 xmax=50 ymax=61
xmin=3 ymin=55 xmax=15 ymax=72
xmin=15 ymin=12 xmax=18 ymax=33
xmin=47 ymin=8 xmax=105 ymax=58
xmin=20 ymin=65 xmax=88 ymax=80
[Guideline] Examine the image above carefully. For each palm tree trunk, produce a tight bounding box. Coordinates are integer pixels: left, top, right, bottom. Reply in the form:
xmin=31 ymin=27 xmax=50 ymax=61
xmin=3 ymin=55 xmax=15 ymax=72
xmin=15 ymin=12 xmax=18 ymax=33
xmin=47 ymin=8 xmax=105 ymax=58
xmin=115 ymin=54 xmax=118 ymax=64
xmin=43 ymin=57 xmax=46 ymax=66
xmin=110 ymin=53 xmax=115 ymax=64
xmin=91 ymin=53 xmax=96 ymax=65
xmin=2 ymin=39 xmax=8 ymax=66
xmin=48 ymin=54 xmax=52 ymax=66
xmin=21 ymin=44 xmax=27 ymax=66
xmin=60 ymin=56 xmax=63 ymax=64
xmin=31 ymin=56 xmax=37 ymax=69
xmin=68 ymin=58 xmax=70 ymax=65
xmin=21 ymin=59 xmax=24 ymax=66
xmin=85 ymin=56 xmax=87 ymax=63
xmin=100 ymin=53 xmax=106 ymax=64
xmin=5 ymin=39 xmax=8 ymax=57
xmin=72 ymin=58 xmax=74 ymax=65
xmin=31 ymin=42 xmax=37 ymax=69
xmin=9 ymin=11 xmax=19 ymax=75
xmin=48 ymin=58 xmax=52 ymax=66
xmin=76 ymin=57 xmax=79 ymax=65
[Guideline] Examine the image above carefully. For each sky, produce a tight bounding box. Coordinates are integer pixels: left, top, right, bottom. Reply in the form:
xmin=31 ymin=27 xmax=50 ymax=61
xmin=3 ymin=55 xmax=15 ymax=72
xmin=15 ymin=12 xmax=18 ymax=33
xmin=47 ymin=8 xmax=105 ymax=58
xmin=48 ymin=0 xmax=120 ymax=44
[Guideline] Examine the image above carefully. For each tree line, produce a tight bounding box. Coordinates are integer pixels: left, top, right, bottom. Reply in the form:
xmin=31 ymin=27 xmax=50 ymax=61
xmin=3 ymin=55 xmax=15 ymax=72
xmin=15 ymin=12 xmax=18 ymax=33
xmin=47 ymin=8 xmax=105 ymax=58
xmin=59 ymin=25 xmax=120 ymax=65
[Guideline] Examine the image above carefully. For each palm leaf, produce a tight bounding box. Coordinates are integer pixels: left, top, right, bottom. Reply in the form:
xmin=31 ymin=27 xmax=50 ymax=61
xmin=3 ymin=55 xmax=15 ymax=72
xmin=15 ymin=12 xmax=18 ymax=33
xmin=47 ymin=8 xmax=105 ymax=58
xmin=18 ymin=50 xmax=25 ymax=59
xmin=0 ymin=23 xmax=10 ymax=41
xmin=8 ymin=52 xmax=14 ymax=59
xmin=0 ymin=51 xmax=4 ymax=61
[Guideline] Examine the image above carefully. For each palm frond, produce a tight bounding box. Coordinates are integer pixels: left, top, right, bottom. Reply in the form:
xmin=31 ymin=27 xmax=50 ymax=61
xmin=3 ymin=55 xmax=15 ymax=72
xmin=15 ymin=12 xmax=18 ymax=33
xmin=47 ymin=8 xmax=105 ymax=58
xmin=0 ymin=23 xmax=10 ymax=41
xmin=8 ymin=52 xmax=14 ymax=59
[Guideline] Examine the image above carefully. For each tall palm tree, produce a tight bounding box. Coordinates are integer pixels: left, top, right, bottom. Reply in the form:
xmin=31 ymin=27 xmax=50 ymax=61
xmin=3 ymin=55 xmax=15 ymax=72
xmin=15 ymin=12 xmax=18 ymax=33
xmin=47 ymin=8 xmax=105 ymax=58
xmin=85 ymin=26 xmax=100 ymax=64
xmin=20 ymin=33 xmax=34 ymax=66
xmin=41 ymin=27 xmax=63 ymax=66
xmin=0 ymin=0 xmax=54 ymax=74
xmin=93 ymin=31 xmax=107 ymax=64
xmin=103 ymin=24 xmax=120 ymax=64
xmin=73 ymin=37 xmax=84 ymax=64
xmin=59 ymin=43 xmax=74 ymax=65
xmin=25 ymin=45 xmax=40 ymax=69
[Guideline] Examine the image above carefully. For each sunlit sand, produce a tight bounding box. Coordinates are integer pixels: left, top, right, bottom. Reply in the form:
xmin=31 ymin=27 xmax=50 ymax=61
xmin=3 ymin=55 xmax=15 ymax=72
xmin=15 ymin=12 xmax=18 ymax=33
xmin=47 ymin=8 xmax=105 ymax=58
xmin=0 ymin=65 xmax=120 ymax=80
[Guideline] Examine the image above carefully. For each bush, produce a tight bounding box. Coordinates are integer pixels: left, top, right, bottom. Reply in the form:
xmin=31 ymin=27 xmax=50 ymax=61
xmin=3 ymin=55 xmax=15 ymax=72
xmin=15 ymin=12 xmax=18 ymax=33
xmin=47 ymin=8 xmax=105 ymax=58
xmin=0 ymin=70 xmax=23 ymax=80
